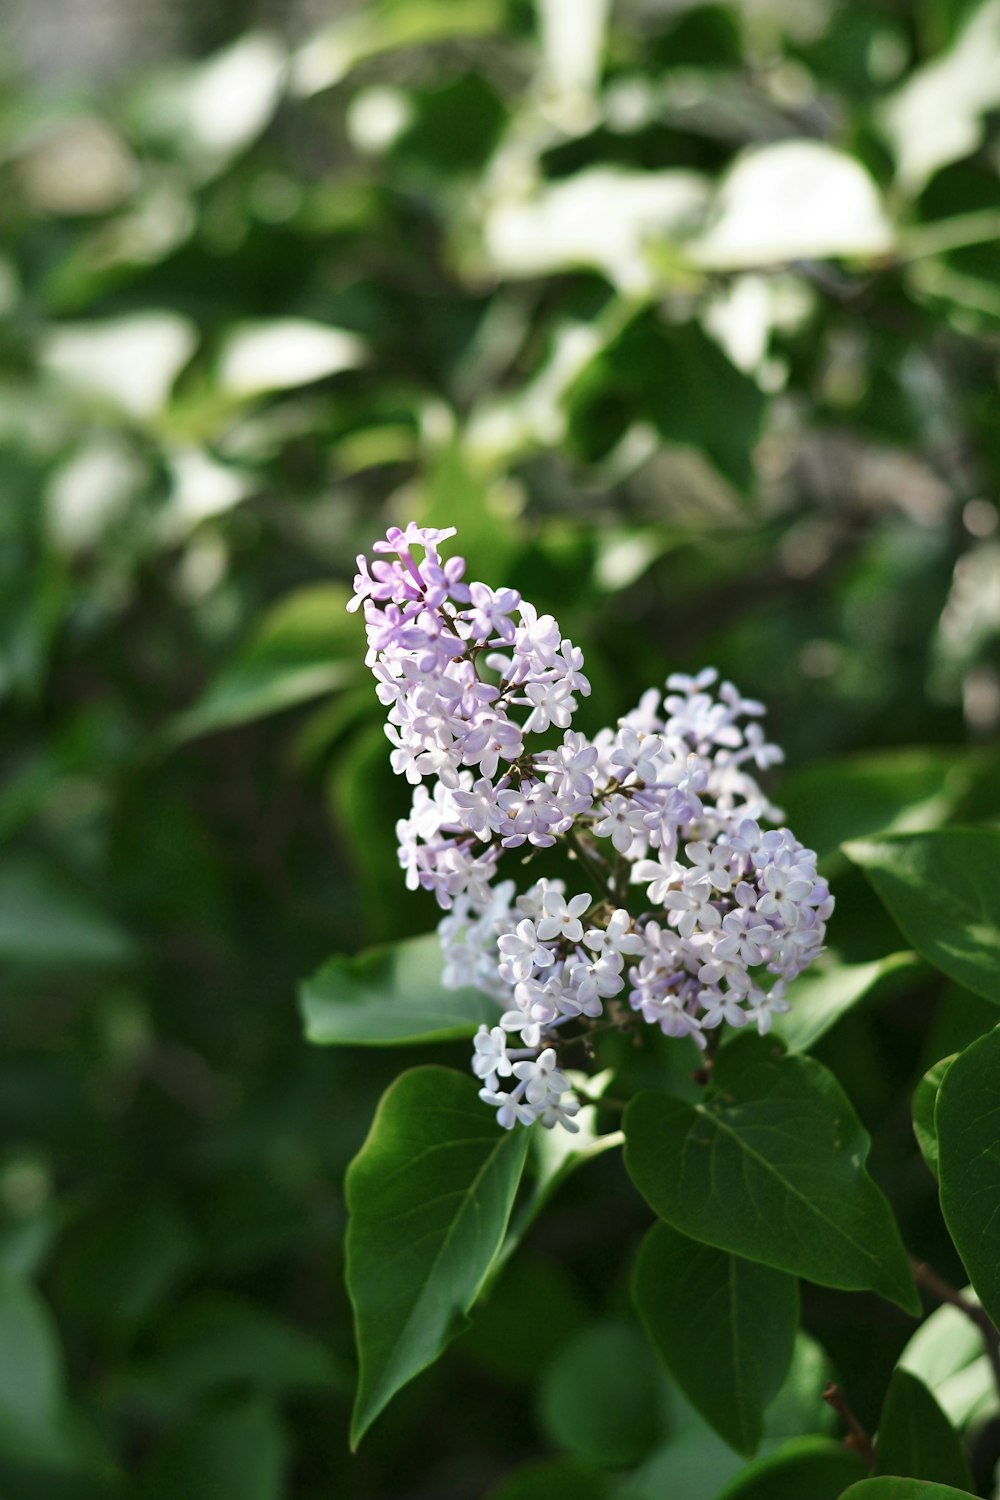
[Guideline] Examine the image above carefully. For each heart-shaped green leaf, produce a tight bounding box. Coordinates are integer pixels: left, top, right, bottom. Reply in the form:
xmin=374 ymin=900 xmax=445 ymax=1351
xmin=345 ymin=1066 xmax=528 ymax=1445
xmin=623 ymin=1034 xmax=918 ymax=1313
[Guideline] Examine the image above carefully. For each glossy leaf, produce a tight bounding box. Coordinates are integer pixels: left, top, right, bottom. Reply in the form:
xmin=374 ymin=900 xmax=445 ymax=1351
xmin=345 ymin=1066 xmax=529 ymax=1445
xmin=623 ymin=1034 xmax=919 ymax=1313
xmin=713 ymin=1436 xmax=864 ymax=1499
xmin=874 ymin=1368 xmax=973 ymax=1489
xmin=844 ymin=831 xmax=1000 ymax=1005
xmin=302 ymin=933 xmax=498 ymax=1046
xmin=936 ymin=1026 xmax=1000 ymax=1329
xmin=911 ymin=1057 xmax=957 ymax=1180
xmin=775 ymin=953 xmax=920 ymax=1055
xmin=633 ymin=1222 xmax=798 ymax=1455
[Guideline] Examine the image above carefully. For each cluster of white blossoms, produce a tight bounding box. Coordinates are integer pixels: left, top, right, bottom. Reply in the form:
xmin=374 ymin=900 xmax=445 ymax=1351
xmin=349 ymin=523 xmax=833 ymax=1132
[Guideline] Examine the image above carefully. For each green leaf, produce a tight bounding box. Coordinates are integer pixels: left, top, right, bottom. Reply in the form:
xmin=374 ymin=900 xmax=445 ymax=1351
xmin=168 ymin=585 xmax=357 ymax=741
xmin=618 ymin=1421 xmax=745 ymax=1500
xmin=632 ymin=1222 xmax=798 ymax=1456
xmin=537 ymin=1320 xmax=667 ymax=1467
xmin=844 ymin=830 xmax=1000 ymax=1005
xmin=292 ymin=0 xmax=505 ymax=95
xmin=779 ymin=750 xmax=974 ymax=864
xmin=765 ymin=1330 xmax=838 ymax=1440
xmin=56 ymin=1197 xmax=199 ymax=1333
xmin=345 ymin=1066 xmax=529 ymax=1446
xmin=897 ymin=1293 xmax=997 ymax=1430
xmin=493 ymin=1073 xmax=622 ymax=1274
xmin=141 ymin=1396 xmax=287 ymax=1500
xmin=775 ymin=953 xmax=921 ymax=1055
xmin=839 ymin=1481 xmax=978 ymax=1499
xmin=936 ymin=1025 xmax=1000 ymax=1329
xmin=145 ymin=1294 xmax=347 ymax=1399
xmin=874 ymin=1368 xmax=973 ymax=1489
xmin=0 ymin=853 xmax=134 ymax=970
xmin=0 ymin=1273 xmax=75 ymax=1466
xmin=602 ymin=311 xmax=766 ymax=490
xmin=912 ymin=1057 xmax=957 ymax=1180
xmin=713 ymin=1436 xmax=865 ymax=1499
xmin=623 ymin=1034 xmax=919 ymax=1313
xmin=301 ymin=933 xmax=498 ymax=1046
xmin=484 ymin=1456 xmax=610 ymax=1500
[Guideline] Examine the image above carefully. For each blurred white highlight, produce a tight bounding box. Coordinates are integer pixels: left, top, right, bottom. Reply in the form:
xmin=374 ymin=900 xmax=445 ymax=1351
xmin=217 ymin=320 xmax=367 ymax=398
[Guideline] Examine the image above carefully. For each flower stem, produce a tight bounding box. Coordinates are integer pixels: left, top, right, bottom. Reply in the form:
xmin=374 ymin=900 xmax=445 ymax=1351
xmin=565 ymin=827 xmax=612 ymax=899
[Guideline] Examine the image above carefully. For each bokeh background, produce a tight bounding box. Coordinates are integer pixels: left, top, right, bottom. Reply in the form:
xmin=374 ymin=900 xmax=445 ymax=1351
xmin=3 ymin=0 xmax=1000 ymax=1495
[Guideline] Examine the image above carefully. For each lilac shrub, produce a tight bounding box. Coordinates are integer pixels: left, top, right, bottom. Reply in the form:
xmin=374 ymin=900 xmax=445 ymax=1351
xmin=348 ymin=524 xmax=833 ymax=1132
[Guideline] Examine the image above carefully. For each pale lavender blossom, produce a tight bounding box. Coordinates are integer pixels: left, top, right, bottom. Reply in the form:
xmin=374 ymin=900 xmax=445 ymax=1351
xmin=348 ymin=522 xmax=832 ymax=1132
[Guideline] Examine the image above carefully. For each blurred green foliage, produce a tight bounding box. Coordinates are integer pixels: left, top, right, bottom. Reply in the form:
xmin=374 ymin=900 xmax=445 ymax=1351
xmin=2 ymin=0 xmax=1000 ymax=1493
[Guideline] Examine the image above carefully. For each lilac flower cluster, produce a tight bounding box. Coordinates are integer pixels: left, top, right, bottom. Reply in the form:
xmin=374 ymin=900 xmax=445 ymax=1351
xmin=350 ymin=524 xmax=833 ymax=1133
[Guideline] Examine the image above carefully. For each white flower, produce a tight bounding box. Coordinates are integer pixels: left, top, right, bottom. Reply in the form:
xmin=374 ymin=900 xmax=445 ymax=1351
xmin=593 ymin=794 xmax=647 ymax=855
xmin=497 ymin=919 xmax=555 ymax=982
xmin=536 ymin=890 xmax=591 ymax=943
xmin=471 ymin=1025 xmax=514 ymax=1087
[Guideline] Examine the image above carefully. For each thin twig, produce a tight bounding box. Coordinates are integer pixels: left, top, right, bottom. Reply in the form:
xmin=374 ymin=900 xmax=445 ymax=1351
xmin=565 ymin=828 xmax=612 ymax=899
xmin=823 ymin=1383 xmax=876 ymax=1472
xmin=691 ymin=1026 xmax=722 ymax=1085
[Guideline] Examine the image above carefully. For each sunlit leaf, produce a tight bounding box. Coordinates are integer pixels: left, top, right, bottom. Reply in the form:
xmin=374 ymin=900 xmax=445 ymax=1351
xmin=216 ymin=319 xmax=367 ymax=398
xmin=40 ymin=313 xmax=197 ymax=419
xmin=302 ymin=933 xmax=497 ymax=1046
xmin=880 ymin=0 xmax=1000 ymax=192
xmin=898 ymin=1294 xmax=998 ymax=1430
xmin=690 ymin=142 xmax=895 ymax=268
xmin=775 ymin=953 xmax=921 ymax=1055
xmin=780 ymin=749 xmax=974 ymax=865
xmin=136 ymin=33 xmax=287 ymax=176
xmin=292 ymin=0 xmax=504 ymax=96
